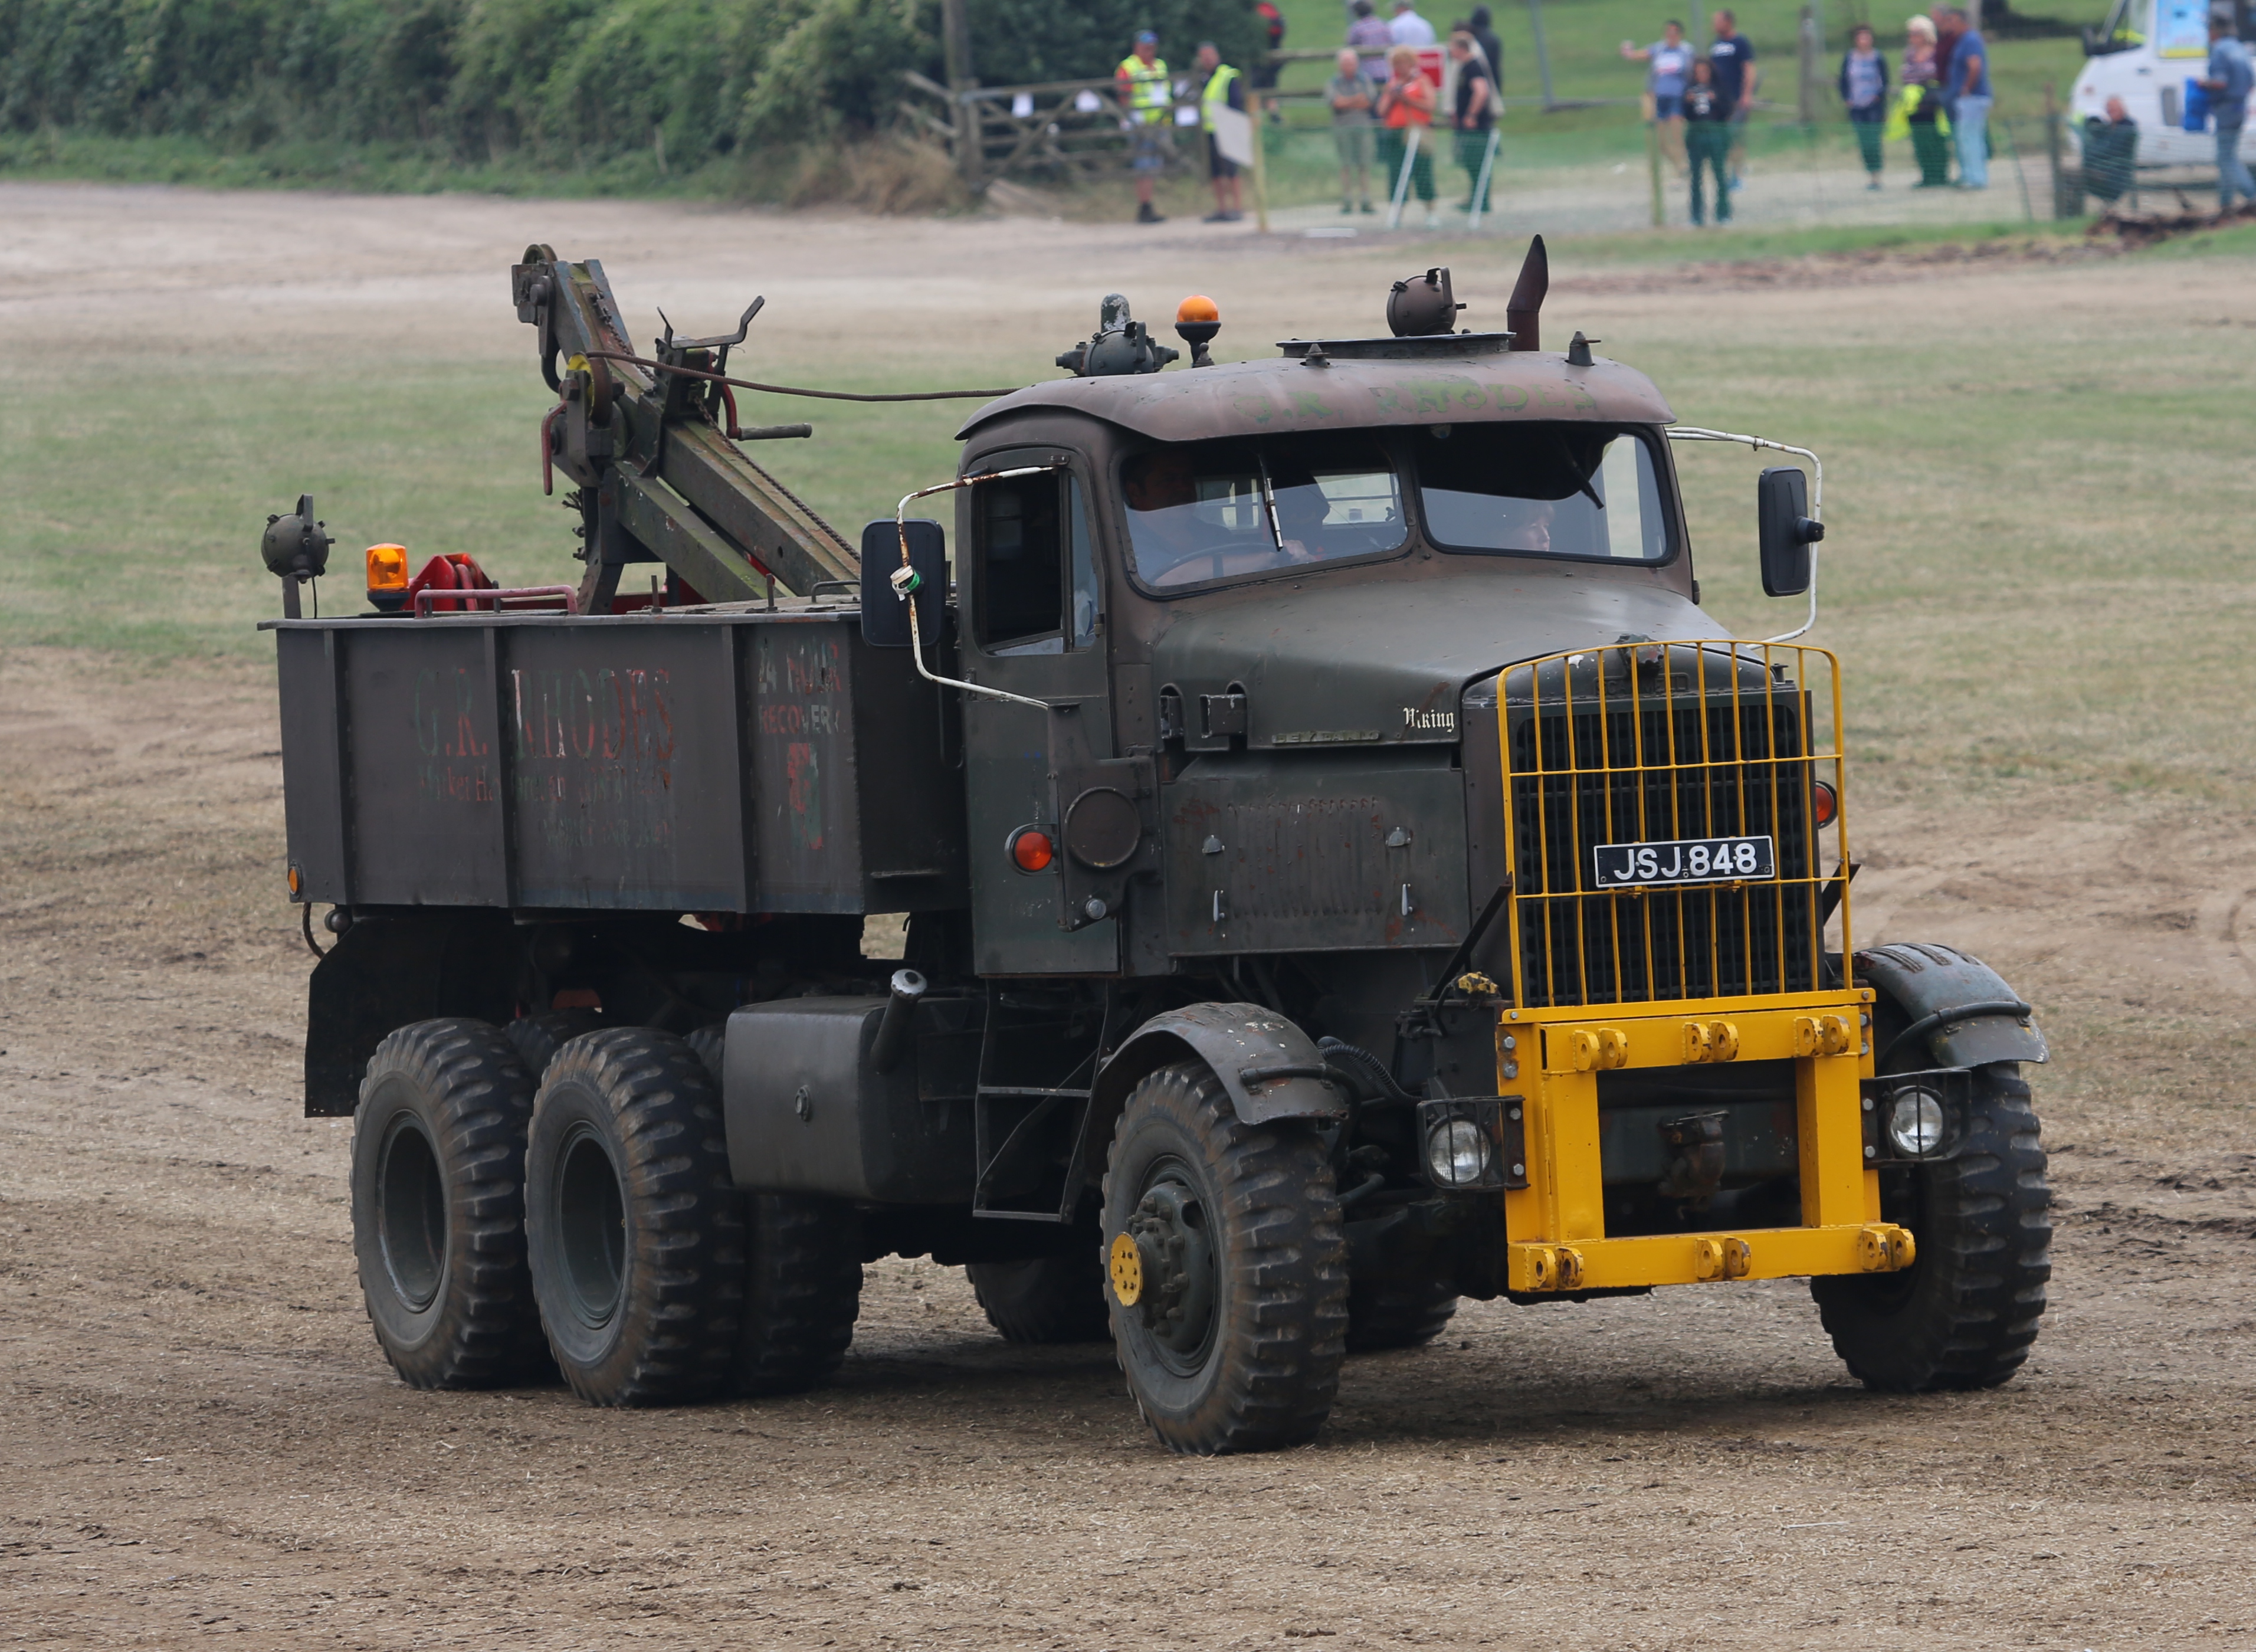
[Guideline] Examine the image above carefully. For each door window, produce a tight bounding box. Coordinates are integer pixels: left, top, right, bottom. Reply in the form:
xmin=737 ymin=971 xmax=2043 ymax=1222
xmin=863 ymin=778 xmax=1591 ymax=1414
xmin=973 ymin=470 xmax=1101 ymax=654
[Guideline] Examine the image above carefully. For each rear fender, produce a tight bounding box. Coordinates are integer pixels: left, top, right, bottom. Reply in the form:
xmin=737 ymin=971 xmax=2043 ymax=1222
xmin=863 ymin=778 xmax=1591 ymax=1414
xmin=1854 ymin=942 xmax=2048 ymax=1071
xmin=1090 ymin=1002 xmax=1350 ymax=1132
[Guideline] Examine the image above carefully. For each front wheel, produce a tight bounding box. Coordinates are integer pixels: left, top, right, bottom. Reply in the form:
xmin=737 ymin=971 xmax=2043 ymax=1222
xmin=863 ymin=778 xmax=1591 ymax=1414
xmin=968 ymin=1250 xmax=1112 ymax=1345
xmin=1811 ymin=1064 xmax=2051 ymax=1390
xmin=1100 ymin=1061 xmax=1347 ymax=1454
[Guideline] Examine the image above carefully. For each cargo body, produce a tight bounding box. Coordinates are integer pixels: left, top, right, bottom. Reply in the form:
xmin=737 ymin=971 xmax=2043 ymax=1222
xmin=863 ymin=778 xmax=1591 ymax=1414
xmin=285 ymin=247 xmax=2052 ymax=1452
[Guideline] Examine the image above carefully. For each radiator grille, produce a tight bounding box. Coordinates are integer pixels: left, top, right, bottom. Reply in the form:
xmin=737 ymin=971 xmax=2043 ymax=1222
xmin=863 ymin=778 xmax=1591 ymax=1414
xmin=1500 ymin=642 xmax=1846 ymax=1010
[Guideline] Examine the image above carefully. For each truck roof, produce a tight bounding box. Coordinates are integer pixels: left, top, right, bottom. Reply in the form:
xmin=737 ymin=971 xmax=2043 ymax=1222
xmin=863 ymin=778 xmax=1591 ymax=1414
xmin=958 ymin=345 xmax=1674 ymax=445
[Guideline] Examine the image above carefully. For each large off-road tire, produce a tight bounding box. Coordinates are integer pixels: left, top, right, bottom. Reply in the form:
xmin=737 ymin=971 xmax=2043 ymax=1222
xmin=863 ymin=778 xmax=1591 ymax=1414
xmin=677 ymin=1020 xmax=863 ymax=1394
xmin=1100 ymin=1061 xmax=1348 ymax=1454
xmin=1811 ymin=1064 xmax=2051 ymax=1391
xmin=683 ymin=1022 xmax=726 ymax=1087
xmin=350 ymin=1018 xmax=547 ymax=1389
xmin=1345 ymin=1279 xmax=1460 ymax=1353
xmin=968 ymin=1250 xmax=1113 ymax=1345
xmin=505 ymin=1009 xmax=602 ymax=1081
xmin=733 ymin=1195 xmax=864 ymax=1395
xmin=524 ymin=1028 xmax=744 ymax=1406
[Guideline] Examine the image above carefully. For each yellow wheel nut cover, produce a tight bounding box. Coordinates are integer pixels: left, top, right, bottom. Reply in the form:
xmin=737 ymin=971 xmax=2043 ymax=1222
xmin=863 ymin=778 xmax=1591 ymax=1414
xmin=1109 ymin=1233 xmax=1143 ymax=1306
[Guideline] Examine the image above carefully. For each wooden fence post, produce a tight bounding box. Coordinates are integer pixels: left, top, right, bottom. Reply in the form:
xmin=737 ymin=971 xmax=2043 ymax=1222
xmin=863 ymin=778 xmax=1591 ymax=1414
xmin=941 ymin=0 xmax=981 ymax=189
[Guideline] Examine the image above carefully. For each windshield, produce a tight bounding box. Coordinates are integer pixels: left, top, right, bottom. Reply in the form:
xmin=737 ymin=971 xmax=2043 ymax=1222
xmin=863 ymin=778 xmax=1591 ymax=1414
xmin=1120 ymin=434 xmax=1406 ymax=591
xmin=1418 ymin=424 xmax=1670 ymax=562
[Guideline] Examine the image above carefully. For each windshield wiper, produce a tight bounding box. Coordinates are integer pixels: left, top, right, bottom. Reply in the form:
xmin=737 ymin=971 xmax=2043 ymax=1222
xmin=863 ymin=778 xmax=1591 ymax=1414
xmin=1255 ymin=452 xmax=1286 ymax=551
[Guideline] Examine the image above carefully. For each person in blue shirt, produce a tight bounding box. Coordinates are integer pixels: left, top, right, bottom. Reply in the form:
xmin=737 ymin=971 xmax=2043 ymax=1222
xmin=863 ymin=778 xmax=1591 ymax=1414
xmin=1622 ymin=20 xmax=1697 ymax=173
xmin=1838 ymin=24 xmax=1890 ymax=187
xmin=1706 ymin=9 xmax=1759 ymax=188
xmin=2197 ymin=11 xmax=2254 ymax=209
xmin=1937 ymin=4 xmax=1991 ymax=189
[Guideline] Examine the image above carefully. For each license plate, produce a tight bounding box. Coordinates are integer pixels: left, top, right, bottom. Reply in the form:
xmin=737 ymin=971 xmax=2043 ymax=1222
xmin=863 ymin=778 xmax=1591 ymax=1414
xmin=1592 ymin=835 xmax=1776 ymax=889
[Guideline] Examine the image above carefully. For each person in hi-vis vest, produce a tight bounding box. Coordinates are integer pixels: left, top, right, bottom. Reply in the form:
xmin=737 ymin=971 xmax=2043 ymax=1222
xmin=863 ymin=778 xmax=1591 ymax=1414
xmin=1196 ymin=44 xmax=1248 ymax=221
xmin=1116 ymin=31 xmax=1173 ymax=223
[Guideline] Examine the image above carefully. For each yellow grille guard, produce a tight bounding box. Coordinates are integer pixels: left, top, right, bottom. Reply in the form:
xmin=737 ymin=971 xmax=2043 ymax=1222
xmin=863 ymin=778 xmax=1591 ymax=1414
xmin=1487 ymin=639 xmax=1908 ymax=1292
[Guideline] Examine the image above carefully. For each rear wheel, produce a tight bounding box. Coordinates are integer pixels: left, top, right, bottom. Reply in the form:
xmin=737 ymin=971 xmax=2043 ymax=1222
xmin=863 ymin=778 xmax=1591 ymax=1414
xmin=969 ymin=1250 xmax=1112 ymax=1345
xmin=734 ymin=1195 xmax=864 ymax=1394
xmin=1811 ymin=1064 xmax=2051 ymax=1391
xmin=524 ymin=1028 xmax=744 ymax=1405
xmin=505 ymin=1009 xmax=602 ymax=1081
xmin=1101 ymin=1061 xmax=1347 ymax=1454
xmin=350 ymin=1019 xmax=546 ymax=1388
xmin=1345 ymin=1279 xmax=1460 ymax=1353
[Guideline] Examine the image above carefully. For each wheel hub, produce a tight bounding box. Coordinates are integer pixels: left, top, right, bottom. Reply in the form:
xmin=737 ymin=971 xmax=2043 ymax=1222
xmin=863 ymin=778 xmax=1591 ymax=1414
xmin=1122 ymin=1179 xmax=1215 ymax=1358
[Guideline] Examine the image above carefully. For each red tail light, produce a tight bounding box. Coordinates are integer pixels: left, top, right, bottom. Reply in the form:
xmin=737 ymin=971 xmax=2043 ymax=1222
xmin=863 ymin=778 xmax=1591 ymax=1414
xmin=1009 ymin=827 xmax=1054 ymax=873
xmin=1811 ymin=779 xmax=1838 ymax=827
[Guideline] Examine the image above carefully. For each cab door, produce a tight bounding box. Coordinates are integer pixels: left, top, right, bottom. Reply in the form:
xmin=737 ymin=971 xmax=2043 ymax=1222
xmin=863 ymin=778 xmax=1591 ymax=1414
xmin=959 ymin=450 xmax=1118 ymax=975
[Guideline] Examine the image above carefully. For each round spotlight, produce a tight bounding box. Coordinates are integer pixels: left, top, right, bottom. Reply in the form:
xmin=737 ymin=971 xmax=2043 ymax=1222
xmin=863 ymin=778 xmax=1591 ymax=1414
xmin=1887 ymin=1089 xmax=1947 ymax=1158
xmin=1425 ymin=1118 xmax=1491 ymax=1187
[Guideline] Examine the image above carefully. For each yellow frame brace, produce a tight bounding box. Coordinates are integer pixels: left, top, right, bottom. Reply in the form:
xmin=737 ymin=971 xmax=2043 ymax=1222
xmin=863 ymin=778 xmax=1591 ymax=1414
xmin=1497 ymin=993 xmax=1914 ymax=1293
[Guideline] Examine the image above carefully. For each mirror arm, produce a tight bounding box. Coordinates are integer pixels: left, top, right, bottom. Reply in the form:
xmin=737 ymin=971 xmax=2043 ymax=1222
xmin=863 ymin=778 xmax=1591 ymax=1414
xmin=892 ymin=464 xmax=1067 ymax=711
xmin=1667 ymin=425 xmax=1825 ymax=644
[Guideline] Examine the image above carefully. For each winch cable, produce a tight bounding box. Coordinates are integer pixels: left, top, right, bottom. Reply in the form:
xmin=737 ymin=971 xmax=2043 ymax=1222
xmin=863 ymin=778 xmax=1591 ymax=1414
xmin=577 ymin=349 xmax=1024 ymax=404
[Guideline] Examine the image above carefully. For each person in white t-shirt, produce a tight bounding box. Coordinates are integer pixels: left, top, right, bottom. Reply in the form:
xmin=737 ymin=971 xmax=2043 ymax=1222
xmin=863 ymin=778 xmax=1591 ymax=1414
xmin=1389 ymin=0 xmax=1437 ymax=48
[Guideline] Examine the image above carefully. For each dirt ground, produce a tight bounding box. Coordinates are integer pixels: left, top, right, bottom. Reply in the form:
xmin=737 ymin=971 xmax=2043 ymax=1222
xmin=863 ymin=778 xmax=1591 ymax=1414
xmin=4 ymin=185 xmax=2255 ymax=1650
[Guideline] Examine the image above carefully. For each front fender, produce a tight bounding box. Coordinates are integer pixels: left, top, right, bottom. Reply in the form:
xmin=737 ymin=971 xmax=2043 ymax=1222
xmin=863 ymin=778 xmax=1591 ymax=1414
xmin=1855 ymin=942 xmax=2048 ymax=1071
xmin=1092 ymin=1002 xmax=1350 ymax=1129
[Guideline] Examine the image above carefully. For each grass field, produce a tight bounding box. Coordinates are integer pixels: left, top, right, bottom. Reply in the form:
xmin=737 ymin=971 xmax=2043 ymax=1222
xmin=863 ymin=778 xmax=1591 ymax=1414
xmin=2 ymin=194 xmax=2250 ymax=825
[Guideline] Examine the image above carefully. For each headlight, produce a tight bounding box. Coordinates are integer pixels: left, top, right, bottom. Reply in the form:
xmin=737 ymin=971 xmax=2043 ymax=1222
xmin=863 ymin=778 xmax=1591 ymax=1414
xmin=1887 ymin=1089 xmax=1947 ymax=1158
xmin=1425 ymin=1119 xmax=1492 ymax=1186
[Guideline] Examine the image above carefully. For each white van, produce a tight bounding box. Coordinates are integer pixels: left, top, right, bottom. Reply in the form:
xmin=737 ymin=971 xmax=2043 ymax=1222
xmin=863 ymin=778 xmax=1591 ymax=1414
xmin=2072 ymin=0 xmax=2254 ymax=168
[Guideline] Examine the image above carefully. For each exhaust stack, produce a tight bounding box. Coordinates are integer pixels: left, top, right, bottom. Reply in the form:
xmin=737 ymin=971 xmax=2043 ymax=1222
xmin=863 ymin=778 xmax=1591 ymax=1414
xmin=1505 ymin=235 xmax=1548 ymax=352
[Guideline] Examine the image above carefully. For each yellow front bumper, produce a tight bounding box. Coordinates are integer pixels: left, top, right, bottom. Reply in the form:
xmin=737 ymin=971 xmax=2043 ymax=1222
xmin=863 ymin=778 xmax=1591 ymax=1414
xmin=1497 ymin=990 xmax=1913 ymax=1293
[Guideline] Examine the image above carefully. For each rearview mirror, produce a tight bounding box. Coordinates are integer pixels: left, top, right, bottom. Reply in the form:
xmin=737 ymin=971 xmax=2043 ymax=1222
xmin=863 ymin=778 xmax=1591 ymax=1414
xmin=860 ymin=518 xmax=946 ymax=647
xmin=1757 ymin=467 xmax=1824 ymax=598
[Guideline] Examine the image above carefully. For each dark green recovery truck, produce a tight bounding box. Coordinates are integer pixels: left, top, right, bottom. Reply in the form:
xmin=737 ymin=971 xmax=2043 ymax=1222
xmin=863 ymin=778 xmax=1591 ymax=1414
xmin=265 ymin=243 xmax=2051 ymax=1453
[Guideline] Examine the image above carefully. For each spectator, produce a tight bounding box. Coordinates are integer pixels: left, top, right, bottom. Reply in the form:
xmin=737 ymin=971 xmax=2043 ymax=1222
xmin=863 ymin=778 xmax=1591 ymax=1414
xmin=2081 ymin=94 xmax=2138 ymax=206
xmin=1195 ymin=43 xmax=1246 ymax=222
xmin=1707 ymin=9 xmax=1759 ymax=189
xmin=1622 ymin=19 xmax=1696 ymax=173
xmin=1376 ymin=42 xmax=1440 ymax=227
xmin=1391 ymin=0 xmax=1438 ymax=48
xmin=2196 ymin=10 xmax=2254 ymax=211
xmin=1839 ymin=24 xmax=1890 ymax=188
xmin=1937 ymin=5 xmax=1989 ymax=189
xmin=1684 ymin=56 xmax=1733 ymax=222
xmin=1116 ymin=31 xmax=1173 ymax=224
xmin=1252 ymin=0 xmax=1287 ymax=124
xmin=1896 ymin=14 xmax=1952 ymax=186
xmin=1467 ymin=5 xmax=1506 ymax=94
xmin=1448 ymin=30 xmax=1497 ymax=211
xmin=1348 ymin=0 xmax=1395 ymax=81
xmin=1329 ymin=48 xmax=1381 ymax=214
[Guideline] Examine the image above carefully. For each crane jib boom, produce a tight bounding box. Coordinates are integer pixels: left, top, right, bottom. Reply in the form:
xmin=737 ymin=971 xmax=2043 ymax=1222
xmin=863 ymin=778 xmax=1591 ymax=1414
xmin=510 ymin=243 xmax=859 ymax=608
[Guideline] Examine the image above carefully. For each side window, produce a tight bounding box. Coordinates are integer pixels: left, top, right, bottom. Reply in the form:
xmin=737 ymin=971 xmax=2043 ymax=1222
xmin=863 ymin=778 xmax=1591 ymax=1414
xmin=975 ymin=473 xmax=1064 ymax=650
xmin=975 ymin=470 xmax=1100 ymax=654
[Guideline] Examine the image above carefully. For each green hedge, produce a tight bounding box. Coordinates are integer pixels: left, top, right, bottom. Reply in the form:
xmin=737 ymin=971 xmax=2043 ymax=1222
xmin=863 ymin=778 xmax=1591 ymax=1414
xmin=0 ymin=0 xmax=1262 ymax=171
